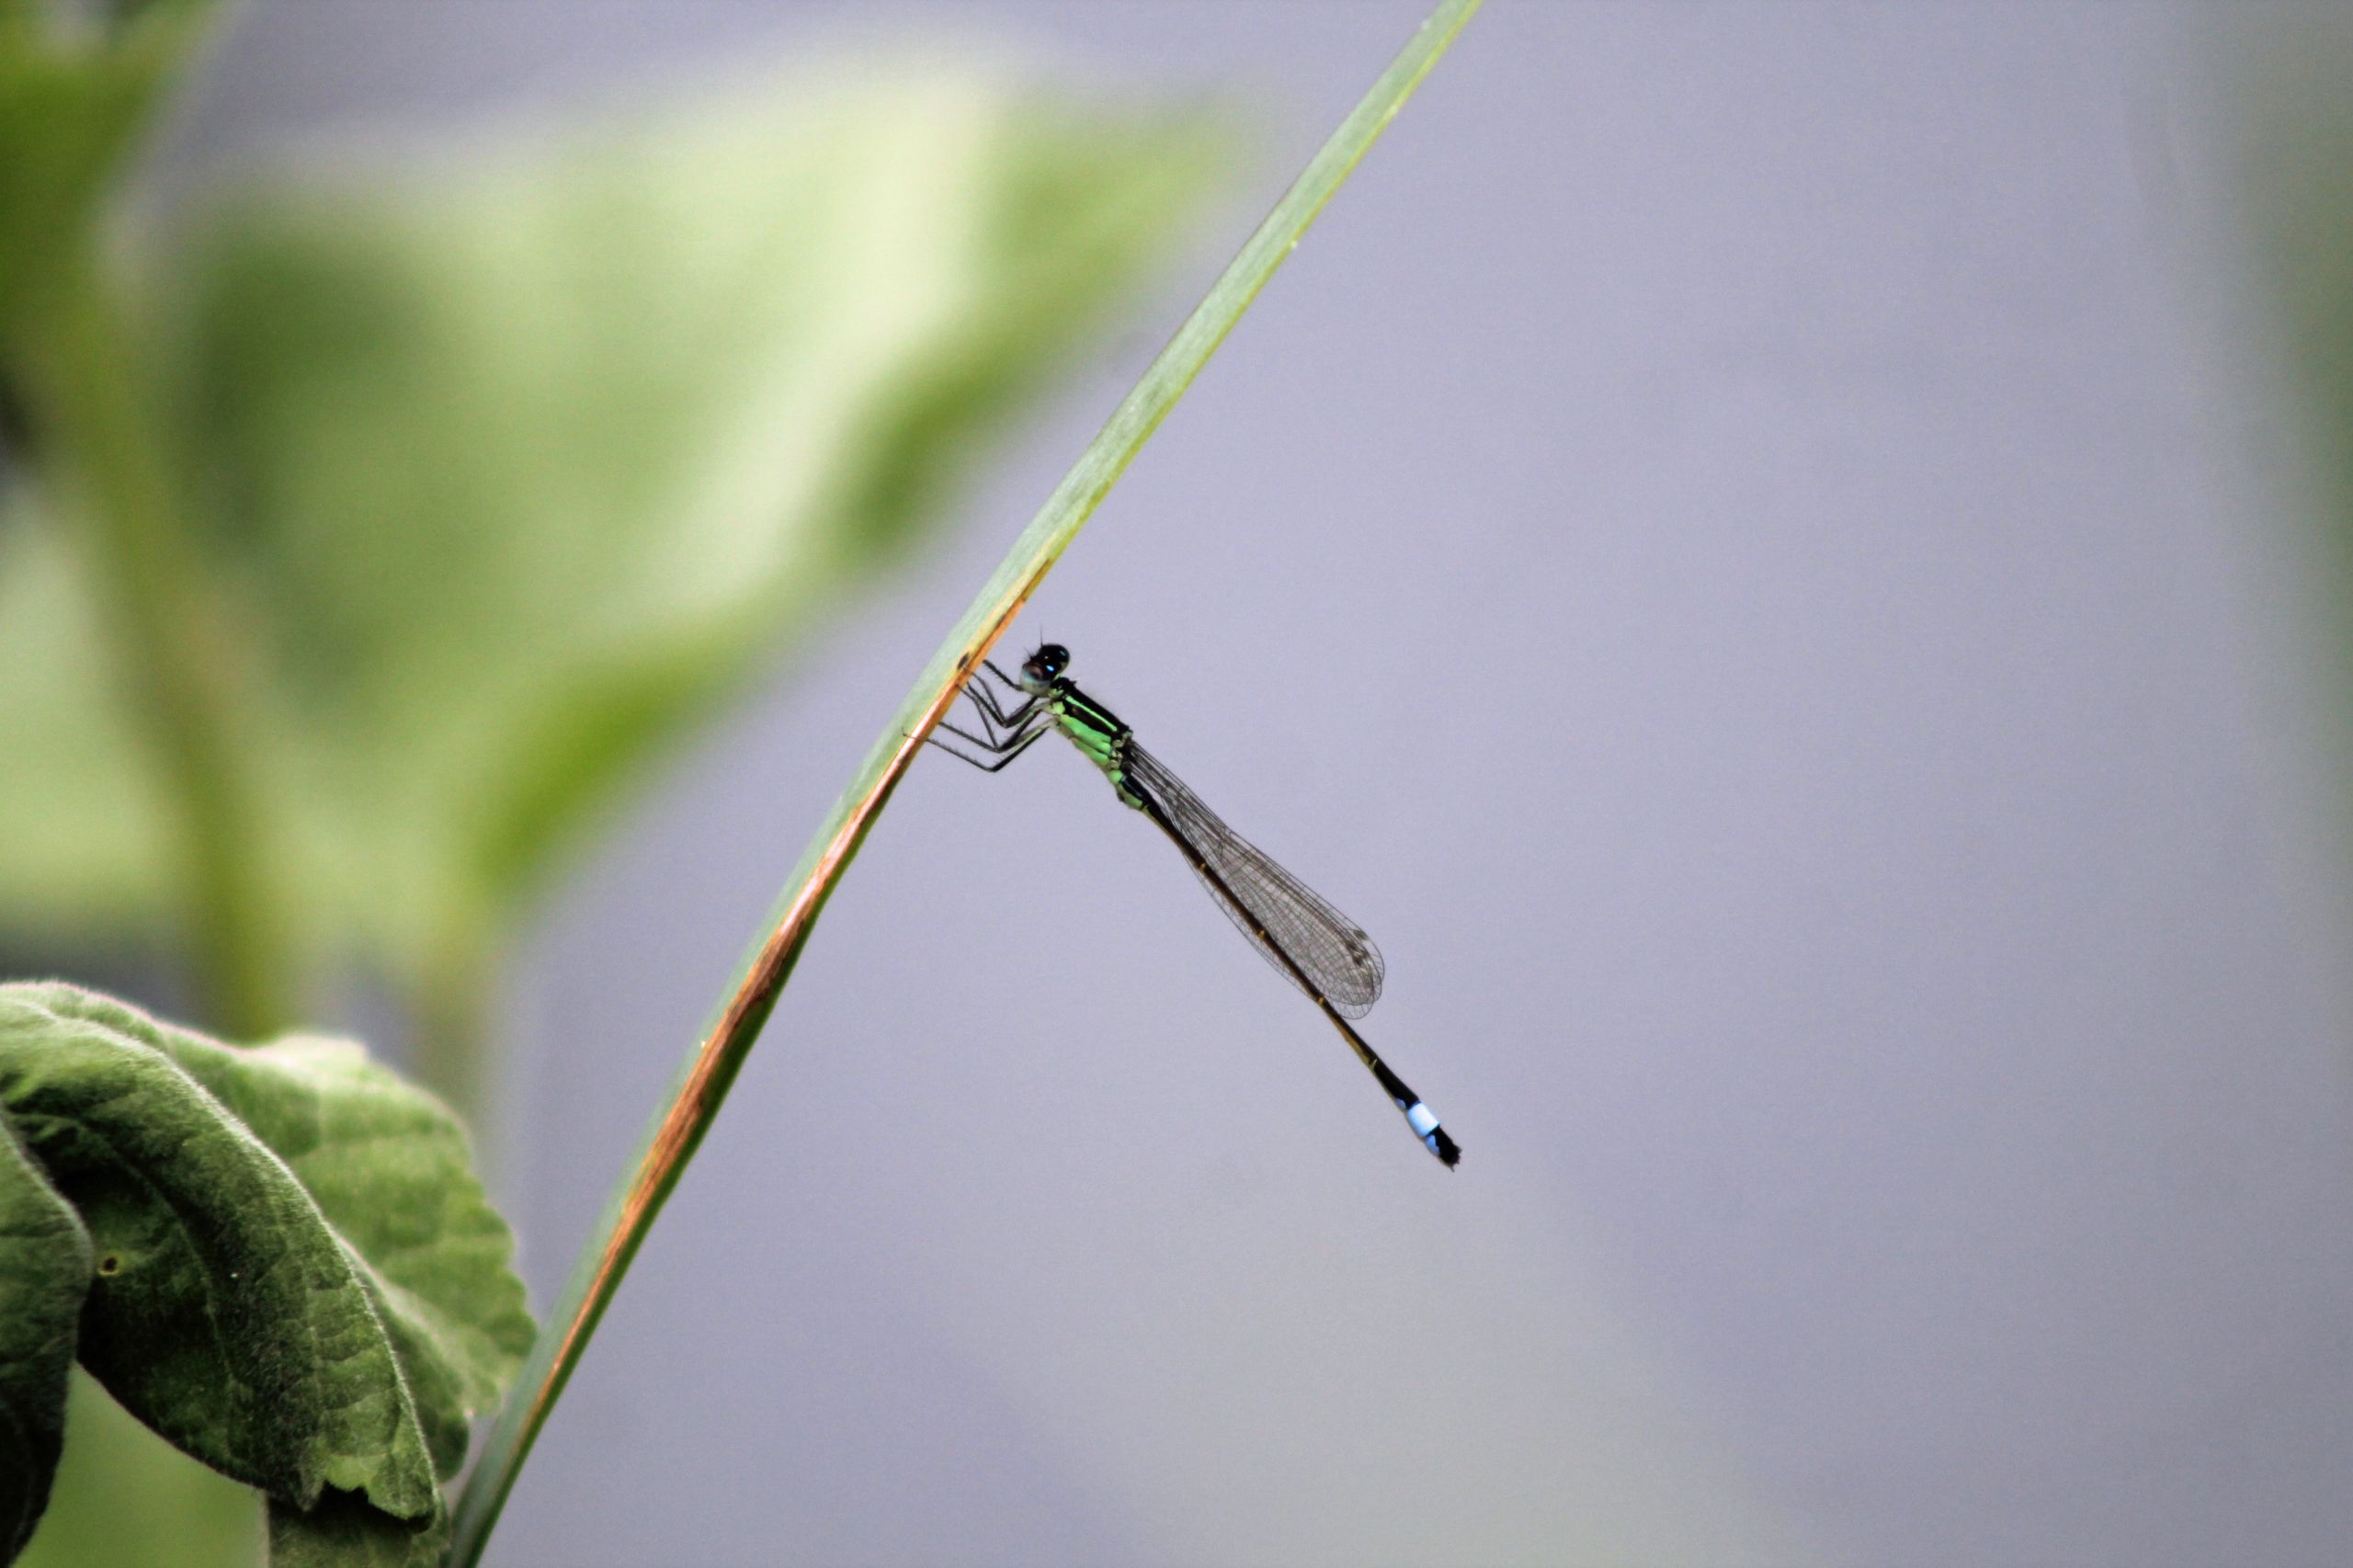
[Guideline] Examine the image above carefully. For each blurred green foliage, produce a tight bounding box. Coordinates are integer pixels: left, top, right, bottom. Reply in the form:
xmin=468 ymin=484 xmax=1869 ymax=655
xmin=0 ymin=2 xmax=1236 ymax=1564
xmin=2234 ymin=10 xmax=2353 ymax=602
xmin=0 ymin=0 xmax=219 ymax=339
xmin=0 ymin=7 xmax=1234 ymax=1092
xmin=152 ymin=72 xmax=1229 ymax=979
xmin=17 ymin=1375 xmax=258 ymax=1568
xmin=2228 ymin=10 xmax=2353 ymax=936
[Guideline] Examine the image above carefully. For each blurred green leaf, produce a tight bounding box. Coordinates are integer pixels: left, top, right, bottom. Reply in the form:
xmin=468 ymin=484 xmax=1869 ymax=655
xmin=2230 ymin=11 xmax=2353 ymax=903
xmin=0 ymin=509 xmax=171 ymax=943
xmin=0 ymin=1112 xmax=89 ymax=1562
xmin=16 ymin=1374 xmax=259 ymax=1568
xmin=0 ymin=65 xmax=1233 ymax=1019
xmin=2234 ymin=12 xmax=2353 ymax=600
xmin=0 ymin=981 xmax=532 ymax=1559
xmin=0 ymin=0 xmax=223 ymax=335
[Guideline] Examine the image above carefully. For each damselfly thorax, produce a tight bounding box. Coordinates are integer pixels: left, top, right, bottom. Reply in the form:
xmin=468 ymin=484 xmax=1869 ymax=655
xmin=1043 ymin=681 xmax=1147 ymax=809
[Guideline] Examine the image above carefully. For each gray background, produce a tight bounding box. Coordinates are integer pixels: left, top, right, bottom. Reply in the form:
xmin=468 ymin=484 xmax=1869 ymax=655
xmin=165 ymin=4 xmax=2353 ymax=1565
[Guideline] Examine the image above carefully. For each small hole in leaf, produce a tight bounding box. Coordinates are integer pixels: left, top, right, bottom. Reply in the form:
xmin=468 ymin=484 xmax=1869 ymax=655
xmin=96 ymin=1255 xmax=121 ymax=1277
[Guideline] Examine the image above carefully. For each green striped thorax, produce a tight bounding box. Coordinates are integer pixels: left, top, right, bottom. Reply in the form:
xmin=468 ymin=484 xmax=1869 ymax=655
xmin=1018 ymin=642 xmax=1145 ymax=809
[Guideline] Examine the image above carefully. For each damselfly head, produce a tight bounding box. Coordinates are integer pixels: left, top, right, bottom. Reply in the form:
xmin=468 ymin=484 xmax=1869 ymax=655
xmin=1021 ymin=643 xmax=1070 ymax=691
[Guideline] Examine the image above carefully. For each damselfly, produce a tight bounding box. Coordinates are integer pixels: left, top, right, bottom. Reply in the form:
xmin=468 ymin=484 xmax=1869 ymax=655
xmin=928 ymin=643 xmax=1460 ymax=1167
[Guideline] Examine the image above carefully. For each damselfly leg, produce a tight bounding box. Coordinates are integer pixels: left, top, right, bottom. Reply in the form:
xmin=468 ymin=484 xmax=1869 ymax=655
xmin=927 ymin=727 xmax=1050 ymax=772
xmin=922 ymin=656 xmax=1045 ymax=769
xmin=955 ymin=659 xmax=1038 ymax=732
xmin=926 ymin=676 xmax=1051 ymax=770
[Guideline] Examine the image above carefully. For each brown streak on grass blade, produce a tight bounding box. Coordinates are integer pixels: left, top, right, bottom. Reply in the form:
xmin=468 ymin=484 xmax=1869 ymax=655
xmin=446 ymin=3 xmax=1481 ymax=1561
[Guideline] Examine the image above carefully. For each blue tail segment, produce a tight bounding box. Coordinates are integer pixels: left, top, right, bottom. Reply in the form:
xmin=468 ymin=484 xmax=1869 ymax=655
xmin=1403 ymin=1100 xmax=1461 ymax=1168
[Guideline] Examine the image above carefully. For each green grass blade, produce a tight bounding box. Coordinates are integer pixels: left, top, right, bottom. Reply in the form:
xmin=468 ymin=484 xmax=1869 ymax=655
xmin=445 ymin=3 xmax=1482 ymax=1561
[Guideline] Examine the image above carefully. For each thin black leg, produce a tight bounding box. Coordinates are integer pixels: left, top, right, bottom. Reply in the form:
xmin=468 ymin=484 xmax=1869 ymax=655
xmin=926 ymin=723 xmax=1048 ymax=774
xmin=959 ymin=681 xmax=1037 ymax=734
xmin=938 ymin=716 xmax=1047 ymax=755
xmin=953 ymin=659 xmax=1038 ymax=732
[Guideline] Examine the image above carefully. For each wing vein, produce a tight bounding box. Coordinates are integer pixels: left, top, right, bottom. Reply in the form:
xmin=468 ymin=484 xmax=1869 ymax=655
xmin=1125 ymin=743 xmax=1384 ymax=1017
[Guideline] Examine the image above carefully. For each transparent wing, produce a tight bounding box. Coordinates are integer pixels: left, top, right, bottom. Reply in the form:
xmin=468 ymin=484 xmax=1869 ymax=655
xmin=1125 ymin=743 xmax=1384 ymax=1017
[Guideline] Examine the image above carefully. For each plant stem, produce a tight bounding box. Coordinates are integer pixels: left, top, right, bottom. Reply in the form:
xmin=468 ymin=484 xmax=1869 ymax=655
xmin=445 ymin=3 xmax=1483 ymax=1562
xmin=11 ymin=261 xmax=295 ymax=1040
